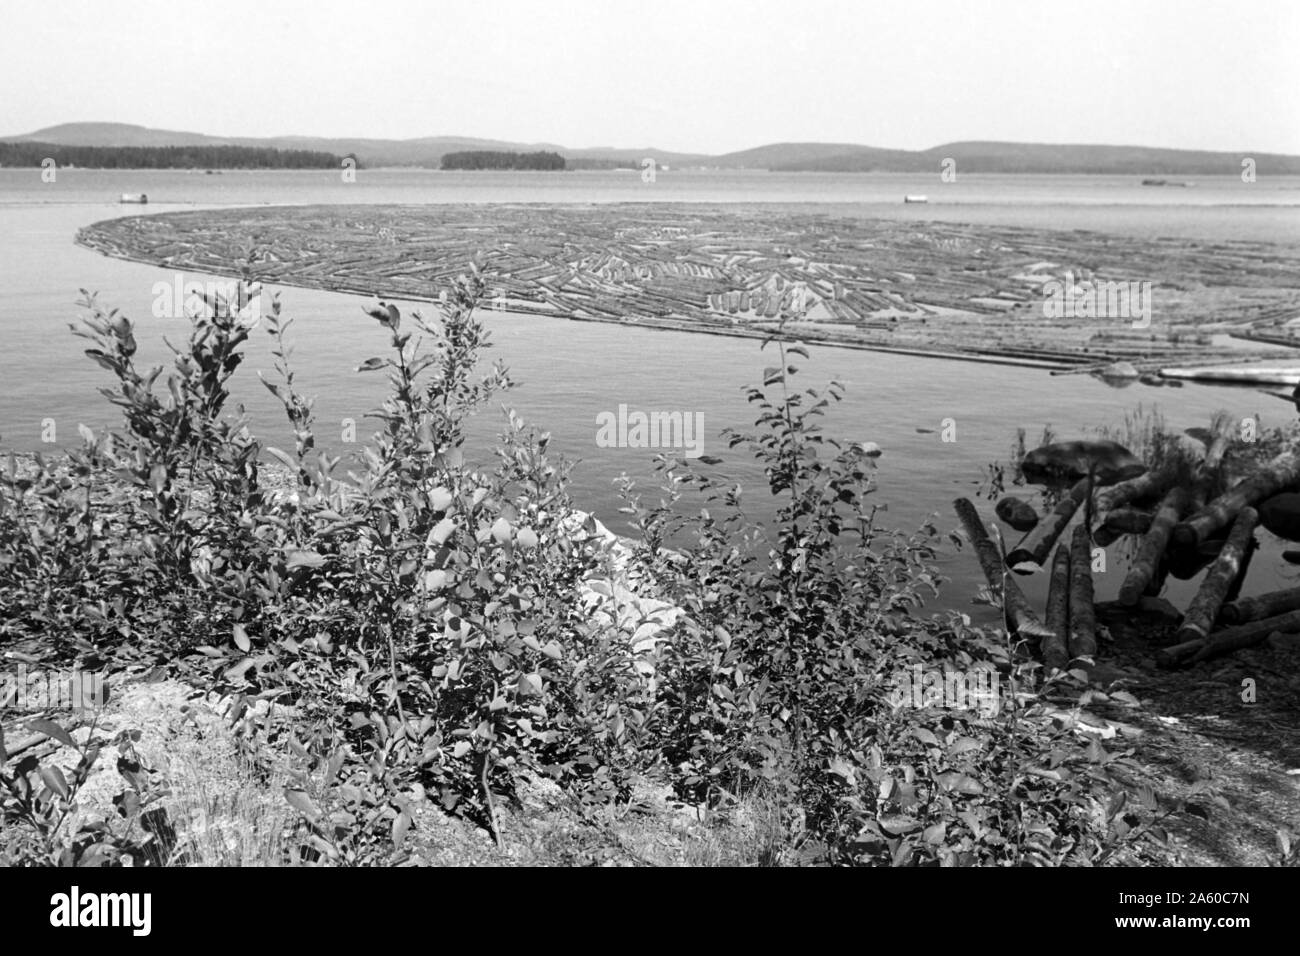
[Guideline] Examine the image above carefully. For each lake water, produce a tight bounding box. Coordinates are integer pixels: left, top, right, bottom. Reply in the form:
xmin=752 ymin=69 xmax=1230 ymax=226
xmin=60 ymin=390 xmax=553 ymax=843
xmin=3 ymin=168 xmax=1300 ymax=622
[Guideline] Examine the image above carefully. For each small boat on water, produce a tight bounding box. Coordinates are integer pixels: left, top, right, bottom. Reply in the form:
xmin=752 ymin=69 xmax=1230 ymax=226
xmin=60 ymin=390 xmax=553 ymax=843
xmin=120 ymin=193 xmax=148 ymax=204
xmin=903 ymin=195 xmax=928 ymax=204
xmin=1160 ymin=366 xmax=1300 ymax=386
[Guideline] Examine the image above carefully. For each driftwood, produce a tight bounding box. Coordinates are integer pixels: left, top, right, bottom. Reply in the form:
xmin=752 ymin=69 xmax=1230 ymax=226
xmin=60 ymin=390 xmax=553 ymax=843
xmin=1157 ymin=608 xmax=1300 ymax=667
xmin=1173 ymin=452 xmax=1300 ymax=547
xmin=1117 ymin=486 xmax=1188 ymax=606
xmin=953 ymin=497 xmax=1045 ymax=637
xmin=1221 ymin=585 xmax=1300 ymax=625
xmin=1174 ymin=507 xmax=1259 ymax=643
xmin=1067 ymin=524 xmax=1097 ymax=662
xmin=1042 ymin=544 xmax=1071 ymax=672
xmin=1006 ymin=477 xmax=1091 ymax=570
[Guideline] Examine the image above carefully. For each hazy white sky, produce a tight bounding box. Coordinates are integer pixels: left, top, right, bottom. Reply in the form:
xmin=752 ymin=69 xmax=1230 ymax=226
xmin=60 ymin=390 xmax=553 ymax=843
xmin=2 ymin=0 xmax=1297 ymax=154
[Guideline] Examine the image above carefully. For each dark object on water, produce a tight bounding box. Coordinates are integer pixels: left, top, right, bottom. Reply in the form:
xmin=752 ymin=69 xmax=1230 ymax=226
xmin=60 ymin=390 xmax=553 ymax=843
xmin=1021 ymin=439 xmax=1147 ymax=487
xmin=1005 ymin=476 xmax=1091 ymax=571
xmin=995 ymin=496 xmax=1039 ymax=532
xmin=1258 ymin=492 xmax=1300 ymax=542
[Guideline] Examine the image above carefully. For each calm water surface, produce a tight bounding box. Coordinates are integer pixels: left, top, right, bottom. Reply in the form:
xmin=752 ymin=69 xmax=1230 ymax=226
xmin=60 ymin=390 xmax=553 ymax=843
xmin=2 ymin=169 xmax=1299 ymax=620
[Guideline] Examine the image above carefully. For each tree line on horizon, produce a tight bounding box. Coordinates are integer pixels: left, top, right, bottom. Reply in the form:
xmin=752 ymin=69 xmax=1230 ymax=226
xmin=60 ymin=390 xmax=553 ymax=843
xmin=0 ymin=142 xmax=351 ymax=169
xmin=439 ymin=150 xmax=565 ymax=171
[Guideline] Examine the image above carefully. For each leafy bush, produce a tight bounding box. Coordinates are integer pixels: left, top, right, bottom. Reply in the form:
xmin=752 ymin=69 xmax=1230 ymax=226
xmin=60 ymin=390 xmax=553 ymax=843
xmin=0 ymin=274 xmax=1175 ymax=866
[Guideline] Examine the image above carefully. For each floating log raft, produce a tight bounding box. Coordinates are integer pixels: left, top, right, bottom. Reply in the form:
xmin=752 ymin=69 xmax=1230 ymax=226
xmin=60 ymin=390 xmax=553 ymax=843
xmin=1117 ymin=486 xmax=1189 ymax=606
xmin=1173 ymin=452 xmax=1300 ymax=547
xmin=1042 ymin=543 xmax=1071 ymax=672
xmin=1157 ymin=608 xmax=1300 ymax=668
xmin=1005 ymin=477 xmax=1091 ymax=570
xmin=1067 ymin=524 xmax=1097 ymax=662
xmin=953 ymin=497 xmax=1045 ymax=637
xmin=1174 ymin=507 xmax=1259 ymax=643
xmin=73 ymin=203 xmax=1300 ymax=369
xmin=1220 ymin=585 xmax=1300 ymax=625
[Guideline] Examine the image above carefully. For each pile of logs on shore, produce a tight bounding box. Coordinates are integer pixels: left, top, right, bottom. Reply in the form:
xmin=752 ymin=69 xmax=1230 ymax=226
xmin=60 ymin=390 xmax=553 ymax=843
xmin=955 ymin=423 xmax=1300 ymax=672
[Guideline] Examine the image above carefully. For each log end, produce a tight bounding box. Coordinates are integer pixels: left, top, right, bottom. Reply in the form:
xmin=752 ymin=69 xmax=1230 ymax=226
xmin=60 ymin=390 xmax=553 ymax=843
xmin=1004 ymin=549 xmax=1040 ymax=572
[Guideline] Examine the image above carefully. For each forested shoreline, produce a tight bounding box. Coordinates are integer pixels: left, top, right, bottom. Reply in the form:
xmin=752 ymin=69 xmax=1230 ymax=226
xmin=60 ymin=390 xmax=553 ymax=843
xmin=440 ymin=150 xmax=565 ymax=170
xmin=0 ymin=141 xmax=350 ymax=169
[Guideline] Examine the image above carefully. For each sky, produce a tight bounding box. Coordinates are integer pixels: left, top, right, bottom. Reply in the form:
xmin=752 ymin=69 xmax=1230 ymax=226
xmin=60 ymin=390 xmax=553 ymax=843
xmin=1 ymin=0 xmax=1297 ymax=154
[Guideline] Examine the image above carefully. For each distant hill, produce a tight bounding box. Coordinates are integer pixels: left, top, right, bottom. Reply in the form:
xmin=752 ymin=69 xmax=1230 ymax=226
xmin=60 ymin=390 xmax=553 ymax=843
xmin=772 ymin=141 xmax=1300 ymax=175
xmin=5 ymin=123 xmax=1299 ymax=174
xmin=3 ymin=123 xmax=702 ymax=169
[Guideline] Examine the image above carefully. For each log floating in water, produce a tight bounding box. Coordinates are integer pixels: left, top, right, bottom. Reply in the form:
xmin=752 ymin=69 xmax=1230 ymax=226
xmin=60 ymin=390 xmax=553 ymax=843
xmin=1221 ymin=585 xmax=1300 ymax=625
xmin=1067 ymin=523 xmax=1097 ymax=662
xmin=1117 ymin=485 xmax=1189 ymax=606
xmin=1005 ymin=476 xmax=1092 ymax=570
xmin=1173 ymin=452 xmax=1300 ymax=547
xmin=953 ymin=497 xmax=1045 ymax=637
xmin=1175 ymin=507 xmax=1259 ymax=644
xmin=1042 ymin=542 xmax=1071 ymax=672
xmin=1157 ymin=608 xmax=1300 ymax=667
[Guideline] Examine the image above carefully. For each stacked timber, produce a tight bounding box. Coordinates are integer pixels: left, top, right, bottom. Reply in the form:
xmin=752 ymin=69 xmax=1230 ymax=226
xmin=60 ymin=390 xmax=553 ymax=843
xmin=956 ymin=419 xmax=1300 ymax=674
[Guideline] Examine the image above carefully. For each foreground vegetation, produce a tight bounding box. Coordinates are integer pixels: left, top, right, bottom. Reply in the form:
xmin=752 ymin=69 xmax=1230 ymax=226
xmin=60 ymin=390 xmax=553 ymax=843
xmin=0 ymin=273 xmax=1192 ymax=866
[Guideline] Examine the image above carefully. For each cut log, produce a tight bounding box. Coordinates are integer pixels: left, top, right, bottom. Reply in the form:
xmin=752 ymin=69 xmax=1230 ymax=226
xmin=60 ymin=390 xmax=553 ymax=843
xmin=1221 ymin=586 xmax=1300 ymax=625
xmin=1006 ymin=476 xmax=1091 ymax=570
xmin=953 ymin=497 xmax=1045 ymax=637
xmin=1117 ymin=485 xmax=1189 ymax=606
xmin=1042 ymin=543 xmax=1071 ymax=672
xmin=1172 ymin=451 xmax=1300 ymax=547
xmin=1067 ymin=524 xmax=1097 ymax=662
xmin=1223 ymin=537 xmax=1257 ymax=605
xmin=1175 ymin=507 xmax=1259 ymax=644
xmin=1157 ymin=608 xmax=1300 ymax=667
xmin=1203 ymin=425 xmax=1231 ymax=474
xmin=1102 ymin=507 xmax=1154 ymax=535
xmin=1094 ymin=465 xmax=1178 ymax=516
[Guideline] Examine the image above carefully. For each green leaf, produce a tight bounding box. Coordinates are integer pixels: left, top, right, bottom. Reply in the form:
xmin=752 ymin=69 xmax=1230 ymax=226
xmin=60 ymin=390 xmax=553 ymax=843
xmin=285 ymin=549 xmax=326 ymax=569
xmin=233 ymin=623 xmax=251 ymax=653
xmin=28 ymin=718 xmax=76 ymax=749
xmin=393 ymin=810 xmax=411 ymax=848
xmin=430 ymin=518 xmax=456 ymax=546
xmin=947 ymin=737 xmax=982 ymax=757
xmin=935 ymin=771 xmax=984 ymax=795
xmin=517 ymin=673 xmax=543 ymax=697
xmin=40 ymin=765 xmax=70 ymax=799
xmin=284 ymin=788 xmax=320 ymax=820
xmin=264 ymin=446 xmax=298 ymax=470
